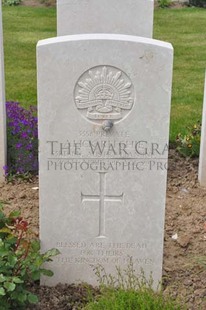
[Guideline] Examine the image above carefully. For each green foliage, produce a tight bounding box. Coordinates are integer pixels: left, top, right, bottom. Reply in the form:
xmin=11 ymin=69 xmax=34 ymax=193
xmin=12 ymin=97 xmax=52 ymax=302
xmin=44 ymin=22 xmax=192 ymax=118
xmin=0 ymin=203 xmax=60 ymax=309
xmin=2 ymin=0 xmax=21 ymax=6
xmin=158 ymin=0 xmax=171 ymax=8
xmin=189 ymin=0 xmax=206 ymax=7
xmin=176 ymin=122 xmax=201 ymax=157
xmin=84 ymin=259 xmax=183 ymax=310
xmin=92 ymin=259 xmax=154 ymax=290
xmin=84 ymin=288 xmax=182 ymax=310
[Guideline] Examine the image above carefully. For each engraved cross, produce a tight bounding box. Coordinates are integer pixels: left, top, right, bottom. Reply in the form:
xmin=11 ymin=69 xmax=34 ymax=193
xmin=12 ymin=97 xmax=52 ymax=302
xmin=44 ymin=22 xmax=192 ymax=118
xmin=81 ymin=172 xmax=124 ymax=238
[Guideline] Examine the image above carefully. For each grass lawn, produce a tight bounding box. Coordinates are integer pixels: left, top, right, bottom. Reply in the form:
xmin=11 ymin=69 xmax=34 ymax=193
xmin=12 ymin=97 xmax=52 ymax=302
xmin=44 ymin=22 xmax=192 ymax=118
xmin=2 ymin=6 xmax=56 ymax=108
xmin=154 ymin=7 xmax=206 ymax=141
xmin=2 ymin=6 xmax=206 ymax=142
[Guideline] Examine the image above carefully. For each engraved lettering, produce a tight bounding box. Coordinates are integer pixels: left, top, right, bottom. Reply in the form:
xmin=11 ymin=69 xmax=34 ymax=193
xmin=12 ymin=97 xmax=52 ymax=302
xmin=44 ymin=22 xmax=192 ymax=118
xmin=89 ymin=141 xmax=106 ymax=155
xmin=135 ymin=141 xmax=147 ymax=155
xmin=119 ymin=142 xmax=129 ymax=155
xmin=47 ymin=140 xmax=58 ymax=155
xmin=60 ymin=142 xmax=71 ymax=155
xmin=151 ymin=143 xmax=161 ymax=155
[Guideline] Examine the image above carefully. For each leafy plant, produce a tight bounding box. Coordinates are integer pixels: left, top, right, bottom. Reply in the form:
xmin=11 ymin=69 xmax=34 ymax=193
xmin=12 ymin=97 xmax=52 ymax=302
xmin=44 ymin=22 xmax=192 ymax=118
xmin=2 ymin=0 xmax=21 ymax=6
xmin=84 ymin=258 xmax=183 ymax=310
xmin=84 ymin=288 xmax=183 ymax=310
xmin=176 ymin=122 xmax=201 ymax=157
xmin=158 ymin=0 xmax=171 ymax=8
xmin=5 ymin=102 xmax=38 ymax=178
xmin=92 ymin=258 xmax=154 ymax=290
xmin=0 ymin=203 xmax=60 ymax=309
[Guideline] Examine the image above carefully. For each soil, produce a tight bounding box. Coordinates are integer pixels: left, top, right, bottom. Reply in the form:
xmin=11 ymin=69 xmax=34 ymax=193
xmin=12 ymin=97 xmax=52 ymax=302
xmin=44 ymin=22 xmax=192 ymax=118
xmin=21 ymin=0 xmax=55 ymax=7
xmin=0 ymin=149 xmax=206 ymax=309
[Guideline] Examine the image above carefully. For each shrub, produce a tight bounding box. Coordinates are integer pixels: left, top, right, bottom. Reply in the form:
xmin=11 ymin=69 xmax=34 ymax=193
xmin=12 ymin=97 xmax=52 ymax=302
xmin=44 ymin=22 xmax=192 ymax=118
xmin=0 ymin=203 xmax=60 ymax=309
xmin=176 ymin=122 xmax=201 ymax=157
xmin=189 ymin=0 xmax=206 ymax=7
xmin=2 ymin=0 xmax=21 ymax=6
xmin=158 ymin=0 xmax=172 ymax=8
xmin=5 ymin=102 xmax=38 ymax=178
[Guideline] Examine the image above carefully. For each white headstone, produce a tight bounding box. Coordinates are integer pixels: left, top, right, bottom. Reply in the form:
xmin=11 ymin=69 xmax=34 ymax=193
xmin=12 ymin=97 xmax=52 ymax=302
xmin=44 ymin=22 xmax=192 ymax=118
xmin=198 ymin=72 xmax=206 ymax=187
xmin=0 ymin=1 xmax=6 ymax=181
xmin=57 ymin=0 xmax=154 ymax=38
xmin=37 ymin=34 xmax=173 ymax=287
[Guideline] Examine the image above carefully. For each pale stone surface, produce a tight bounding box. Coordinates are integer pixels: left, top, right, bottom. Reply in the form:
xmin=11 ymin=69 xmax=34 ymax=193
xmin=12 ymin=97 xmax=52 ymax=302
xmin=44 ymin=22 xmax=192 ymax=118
xmin=57 ymin=0 xmax=154 ymax=37
xmin=0 ymin=1 xmax=6 ymax=181
xmin=198 ymin=72 xmax=206 ymax=187
xmin=37 ymin=34 xmax=173 ymax=287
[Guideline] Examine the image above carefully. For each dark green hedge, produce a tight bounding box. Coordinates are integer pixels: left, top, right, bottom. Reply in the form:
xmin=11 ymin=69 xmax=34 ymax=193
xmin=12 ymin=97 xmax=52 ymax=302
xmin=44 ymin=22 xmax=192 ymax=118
xmin=189 ymin=0 xmax=206 ymax=7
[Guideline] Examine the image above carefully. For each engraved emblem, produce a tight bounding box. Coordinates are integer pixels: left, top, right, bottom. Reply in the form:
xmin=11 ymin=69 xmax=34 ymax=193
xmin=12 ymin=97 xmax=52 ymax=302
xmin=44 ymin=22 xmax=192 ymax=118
xmin=74 ymin=66 xmax=134 ymax=124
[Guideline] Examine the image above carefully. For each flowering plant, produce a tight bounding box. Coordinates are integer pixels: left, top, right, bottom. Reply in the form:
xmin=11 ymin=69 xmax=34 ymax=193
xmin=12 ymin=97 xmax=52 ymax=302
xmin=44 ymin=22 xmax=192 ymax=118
xmin=176 ymin=122 xmax=201 ymax=158
xmin=0 ymin=204 xmax=60 ymax=308
xmin=5 ymin=102 xmax=38 ymax=177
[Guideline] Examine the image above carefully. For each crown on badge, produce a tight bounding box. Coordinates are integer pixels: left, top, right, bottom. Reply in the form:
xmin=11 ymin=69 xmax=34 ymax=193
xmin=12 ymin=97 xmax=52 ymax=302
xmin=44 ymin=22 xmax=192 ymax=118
xmin=75 ymin=66 xmax=134 ymax=121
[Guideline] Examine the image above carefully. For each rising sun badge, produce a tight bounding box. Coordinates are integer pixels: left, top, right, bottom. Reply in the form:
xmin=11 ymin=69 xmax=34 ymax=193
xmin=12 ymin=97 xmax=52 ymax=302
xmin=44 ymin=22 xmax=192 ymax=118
xmin=74 ymin=65 xmax=134 ymax=124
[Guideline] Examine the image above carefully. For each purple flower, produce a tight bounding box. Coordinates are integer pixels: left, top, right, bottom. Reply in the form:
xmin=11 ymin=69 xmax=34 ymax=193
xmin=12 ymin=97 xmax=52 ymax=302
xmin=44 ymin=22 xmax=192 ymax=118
xmin=15 ymin=143 xmax=22 ymax=149
xmin=3 ymin=165 xmax=9 ymax=176
xmin=21 ymin=132 xmax=28 ymax=139
xmin=6 ymin=101 xmax=38 ymax=175
xmin=26 ymin=144 xmax=32 ymax=151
